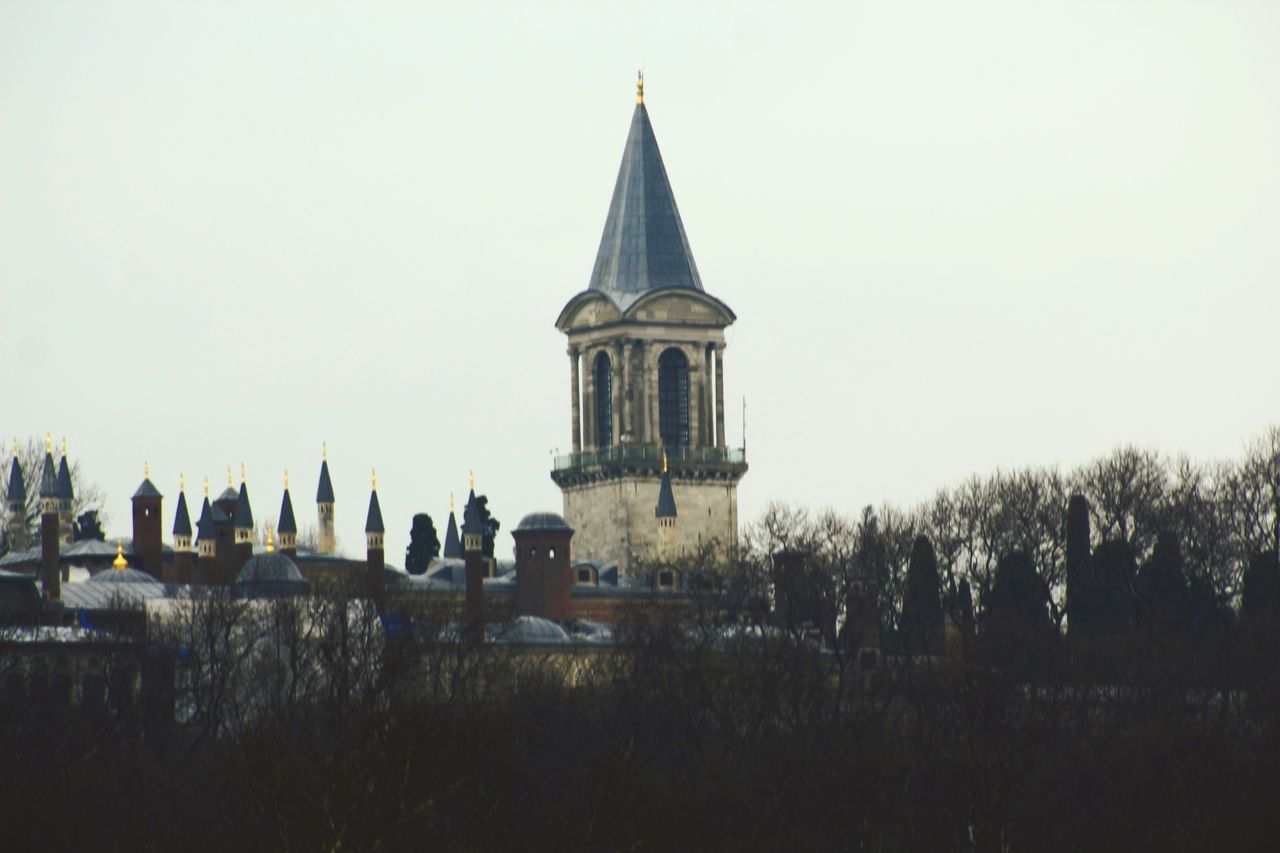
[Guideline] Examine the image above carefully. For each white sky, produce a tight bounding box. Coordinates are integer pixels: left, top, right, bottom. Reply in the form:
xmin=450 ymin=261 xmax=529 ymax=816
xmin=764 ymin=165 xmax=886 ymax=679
xmin=3 ymin=0 xmax=1278 ymax=563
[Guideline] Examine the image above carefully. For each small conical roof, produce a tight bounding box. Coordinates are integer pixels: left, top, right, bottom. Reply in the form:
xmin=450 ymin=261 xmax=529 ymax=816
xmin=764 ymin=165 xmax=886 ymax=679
xmin=278 ymin=488 xmax=297 ymax=534
xmin=39 ymin=451 xmax=58 ymax=499
xmin=317 ymin=459 xmax=335 ymax=503
xmin=196 ymin=498 xmax=214 ymax=542
xmin=587 ymin=98 xmax=703 ymax=300
xmin=173 ymin=490 xmax=192 ymax=537
xmin=233 ymin=482 xmax=254 ymax=529
xmin=6 ymin=455 xmax=25 ymax=503
xmin=442 ymin=510 xmax=461 ymax=558
xmin=365 ymin=489 xmax=384 ymax=534
xmin=133 ymin=478 xmax=162 ymax=500
xmin=655 ymin=468 xmax=677 ymax=518
xmin=56 ymin=455 xmax=73 ymax=501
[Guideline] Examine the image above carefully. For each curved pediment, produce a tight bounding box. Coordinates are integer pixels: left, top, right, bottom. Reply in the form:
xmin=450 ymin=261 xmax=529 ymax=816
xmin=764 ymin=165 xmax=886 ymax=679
xmin=622 ymin=288 xmax=736 ymax=327
xmin=556 ymin=290 xmax=624 ymax=332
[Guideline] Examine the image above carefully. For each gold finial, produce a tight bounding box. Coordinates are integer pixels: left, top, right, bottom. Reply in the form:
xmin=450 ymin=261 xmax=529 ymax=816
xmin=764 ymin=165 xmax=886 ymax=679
xmin=636 ymin=69 xmax=644 ymax=104
xmin=204 ymin=476 xmax=209 ymax=498
xmin=179 ymin=472 xmax=185 ymax=493
xmin=12 ymin=439 xmax=17 ymax=459
xmin=144 ymin=461 xmax=150 ymax=480
xmin=113 ymin=540 xmax=127 ymax=570
xmin=323 ymin=441 xmax=327 ymax=462
xmin=265 ymin=525 xmax=276 ymax=554
xmin=284 ymin=469 xmax=289 ymax=490
xmin=46 ymin=432 xmax=51 ymax=453
xmin=61 ymin=437 xmax=67 ymax=457
xmin=469 ymin=470 xmax=475 ymax=491
xmin=240 ymin=462 xmax=246 ymax=484
xmin=371 ymin=468 xmax=377 ymax=490
xmin=450 ymin=492 xmax=455 ymax=514
xmin=663 ymin=450 xmax=668 ymax=474
xmin=227 ymin=466 xmax=233 ymax=487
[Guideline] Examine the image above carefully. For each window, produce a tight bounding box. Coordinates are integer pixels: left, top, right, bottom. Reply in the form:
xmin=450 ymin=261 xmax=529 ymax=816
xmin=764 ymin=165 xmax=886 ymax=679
xmin=577 ymin=568 xmax=593 ymax=584
xmin=658 ymin=570 xmax=676 ymax=588
xmin=594 ymin=351 xmax=613 ymax=447
xmin=658 ymin=348 xmax=689 ymax=447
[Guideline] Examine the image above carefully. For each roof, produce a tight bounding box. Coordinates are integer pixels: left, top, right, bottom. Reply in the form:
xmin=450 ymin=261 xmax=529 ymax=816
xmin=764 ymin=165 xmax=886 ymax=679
xmin=461 ymin=490 xmax=482 ymax=537
xmin=173 ymin=490 xmax=192 ymax=537
xmin=88 ymin=566 xmax=157 ymax=585
xmin=655 ymin=469 xmax=677 ymax=518
xmin=233 ymin=483 xmax=253 ymax=529
xmin=133 ymin=478 xmax=162 ymax=500
xmin=195 ymin=498 xmax=214 ymax=542
xmin=586 ymin=102 xmax=702 ymax=305
xmin=514 ymin=511 xmax=573 ymax=533
xmin=278 ymin=489 xmax=297 ymax=534
xmin=442 ymin=511 xmax=461 ymax=558
xmin=6 ymin=456 xmax=24 ymax=503
xmin=209 ymin=502 xmax=231 ymax=525
xmin=316 ymin=459 xmax=334 ymax=503
xmin=39 ymin=452 xmax=58 ymax=499
xmin=365 ymin=490 xmax=384 ymax=534
xmin=216 ymin=486 xmax=239 ymax=504
xmin=236 ymin=552 xmax=304 ymax=585
xmin=56 ymin=456 xmax=73 ymax=501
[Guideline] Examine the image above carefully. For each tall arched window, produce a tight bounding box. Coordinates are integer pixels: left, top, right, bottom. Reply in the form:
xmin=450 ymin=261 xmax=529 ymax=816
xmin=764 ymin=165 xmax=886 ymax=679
xmin=658 ymin=348 xmax=690 ymax=447
xmin=594 ymin=351 xmax=613 ymax=448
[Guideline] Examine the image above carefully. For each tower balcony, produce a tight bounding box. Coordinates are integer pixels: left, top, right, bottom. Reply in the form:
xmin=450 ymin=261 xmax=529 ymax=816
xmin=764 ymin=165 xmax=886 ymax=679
xmin=551 ymin=444 xmax=747 ymax=487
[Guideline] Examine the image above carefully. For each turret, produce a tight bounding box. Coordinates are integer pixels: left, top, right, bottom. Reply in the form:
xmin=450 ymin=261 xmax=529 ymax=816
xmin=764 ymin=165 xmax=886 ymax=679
xmin=513 ymin=512 xmax=574 ymax=621
xmin=232 ymin=464 xmax=254 ymax=577
xmin=278 ymin=470 xmax=297 ymax=558
xmin=6 ymin=441 xmax=27 ymax=553
xmin=317 ymin=443 xmax=336 ymax=554
xmin=195 ymin=479 xmax=217 ymax=584
xmin=170 ymin=473 xmax=193 ymax=583
xmin=56 ymin=438 xmax=74 ymax=545
xmin=655 ymin=451 xmax=678 ymax=572
xmin=213 ymin=468 xmax=236 ymax=583
xmin=365 ymin=469 xmax=385 ymax=607
xmin=131 ymin=463 xmax=164 ymax=579
xmin=442 ymin=493 xmax=461 ymax=558
xmin=462 ymin=473 xmax=485 ymax=627
xmin=39 ymin=434 xmax=60 ymax=603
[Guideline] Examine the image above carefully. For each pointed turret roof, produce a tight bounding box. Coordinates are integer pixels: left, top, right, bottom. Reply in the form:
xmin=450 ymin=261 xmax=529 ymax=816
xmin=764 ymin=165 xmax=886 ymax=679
xmin=56 ymin=454 xmax=73 ymax=501
xmin=442 ymin=509 xmax=461 ymax=558
xmin=196 ymin=498 xmax=215 ymax=542
xmin=462 ymin=489 xmax=482 ymax=537
xmin=365 ymin=489 xmax=384 ymax=534
xmin=317 ymin=459 xmax=335 ymax=503
xmin=587 ymin=93 xmax=703 ymax=302
xmin=133 ymin=478 xmax=162 ymax=500
xmin=278 ymin=488 xmax=297 ymax=534
xmin=173 ymin=489 xmax=192 ymax=537
xmin=6 ymin=455 xmax=25 ymax=504
xmin=655 ymin=468 xmax=677 ymax=519
xmin=39 ymin=450 xmax=58 ymax=499
xmin=233 ymin=482 xmax=254 ymax=529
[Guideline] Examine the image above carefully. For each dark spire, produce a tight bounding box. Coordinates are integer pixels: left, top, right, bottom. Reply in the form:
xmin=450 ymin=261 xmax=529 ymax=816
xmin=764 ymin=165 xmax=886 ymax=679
xmin=317 ymin=458 xmax=335 ymax=503
xmin=655 ymin=453 xmax=677 ymax=519
xmin=39 ymin=437 xmax=58 ymax=500
xmin=462 ymin=489 xmax=482 ymax=537
xmin=279 ymin=487 xmax=297 ymax=534
xmin=365 ymin=480 xmax=384 ymax=535
xmin=196 ymin=498 xmax=214 ymax=542
xmin=55 ymin=442 xmax=73 ymax=501
xmin=6 ymin=450 xmax=25 ymax=504
xmin=173 ymin=487 xmax=192 ymax=537
xmin=233 ymin=481 xmax=254 ymax=529
xmin=443 ymin=495 xmax=461 ymax=558
xmin=587 ymin=82 xmax=703 ymax=300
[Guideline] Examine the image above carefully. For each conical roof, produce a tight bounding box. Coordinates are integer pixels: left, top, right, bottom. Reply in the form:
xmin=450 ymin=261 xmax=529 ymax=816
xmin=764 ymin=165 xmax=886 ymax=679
xmin=278 ymin=488 xmax=297 ymax=534
xmin=365 ymin=490 xmax=384 ymax=534
xmin=442 ymin=511 xmax=461 ymax=558
xmin=173 ymin=490 xmax=192 ymax=537
xmin=195 ymin=498 xmax=214 ymax=542
xmin=233 ymin=483 xmax=253 ymax=529
xmin=6 ymin=456 xmax=25 ymax=503
xmin=655 ymin=469 xmax=678 ymax=518
xmin=587 ymin=101 xmax=703 ymax=300
xmin=56 ymin=456 xmax=73 ymax=501
xmin=133 ymin=478 xmax=162 ymax=500
xmin=317 ymin=459 xmax=335 ymax=503
xmin=39 ymin=452 xmax=58 ymax=499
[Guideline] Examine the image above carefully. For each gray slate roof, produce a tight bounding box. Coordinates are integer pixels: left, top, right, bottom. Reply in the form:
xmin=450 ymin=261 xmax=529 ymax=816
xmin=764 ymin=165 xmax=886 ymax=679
xmin=173 ymin=491 xmax=192 ymax=537
xmin=6 ymin=457 xmax=24 ymax=503
xmin=365 ymin=490 xmax=384 ymax=534
xmin=233 ymin=483 xmax=253 ymax=529
xmin=316 ymin=460 xmax=334 ymax=503
xmin=196 ymin=498 xmax=214 ymax=542
xmin=442 ymin=511 xmax=461 ymax=558
xmin=133 ymin=478 xmax=162 ymax=500
xmin=587 ymin=103 xmax=703 ymax=303
xmin=56 ymin=456 xmax=73 ymax=500
xmin=655 ymin=469 xmax=677 ymax=518
xmin=278 ymin=488 xmax=297 ymax=534
xmin=515 ymin=511 xmax=573 ymax=533
xmin=39 ymin=452 xmax=58 ymax=499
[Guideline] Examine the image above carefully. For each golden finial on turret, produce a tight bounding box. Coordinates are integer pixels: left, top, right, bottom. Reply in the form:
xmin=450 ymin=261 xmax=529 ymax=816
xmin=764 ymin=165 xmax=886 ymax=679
xmin=46 ymin=432 xmax=52 ymax=453
xmin=371 ymin=468 xmax=377 ymax=490
xmin=469 ymin=470 xmax=475 ymax=491
xmin=323 ymin=441 xmax=327 ymax=462
xmin=240 ymin=462 xmax=246 ymax=484
xmin=450 ymin=492 xmax=455 ymax=514
xmin=227 ymin=466 xmax=233 ymax=487
xmin=204 ymin=476 xmax=209 ymax=498
xmin=61 ymin=437 xmax=67 ymax=457
xmin=12 ymin=439 xmax=17 ymax=459
xmin=145 ymin=461 xmax=150 ymax=480
xmin=284 ymin=469 xmax=289 ymax=490
xmin=265 ymin=525 xmax=276 ymax=554
xmin=636 ymin=69 xmax=644 ymax=104
xmin=179 ymin=472 xmax=185 ymax=493
xmin=113 ymin=540 xmax=127 ymax=570
xmin=663 ymin=449 xmax=668 ymax=474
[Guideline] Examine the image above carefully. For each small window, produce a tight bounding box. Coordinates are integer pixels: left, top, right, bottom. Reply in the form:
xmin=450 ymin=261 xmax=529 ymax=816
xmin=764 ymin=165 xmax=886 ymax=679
xmin=549 ymin=548 xmax=556 ymax=558
xmin=577 ymin=568 xmax=593 ymax=584
xmin=658 ymin=570 xmax=676 ymax=588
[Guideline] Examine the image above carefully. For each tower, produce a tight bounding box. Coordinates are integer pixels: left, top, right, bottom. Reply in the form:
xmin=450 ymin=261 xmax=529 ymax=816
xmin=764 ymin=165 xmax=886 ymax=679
xmin=551 ymin=74 xmax=747 ymax=577
xmin=39 ymin=435 xmax=60 ymax=602
xmin=278 ymin=471 xmax=298 ymax=558
xmin=462 ymin=480 xmax=485 ymax=626
xmin=442 ymin=493 xmax=461 ymax=558
xmin=655 ymin=453 xmax=678 ymax=573
xmin=196 ymin=479 xmax=217 ymax=584
xmin=365 ymin=469 xmax=385 ymax=606
xmin=170 ymin=473 xmax=194 ymax=583
xmin=513 ymin=512 xmax=574 ymax=621
xmin=6 ymin=442 xmax=26 ymax=553
xmin=232 ymin=465 xmax=254 ymax=577
xmin=212 ymin=468 xmax=237 ymax=584
xmin=131 ymin=464 xmax=164 ymax=579
xmin=317 ymin=444 xmax=336 ymax=555
xmin=56 ymin=439 xmax=74 ymax=545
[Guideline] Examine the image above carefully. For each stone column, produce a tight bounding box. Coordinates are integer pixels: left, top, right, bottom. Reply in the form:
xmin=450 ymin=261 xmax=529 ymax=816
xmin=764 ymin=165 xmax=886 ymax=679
xmin=704 ymin=344 xmax=716 ymax=447
xmin=646 ymin=344 xmax=660 ymax=447
xmin=688 ymin=345 xmax=702 ymax=450
xmin=611 ymin=341 xmax=623 ymax=449
xmin=621 ymin=340 xmax=633 ymax=443
xmin=582 ymin=347 xmax=595 ymax=451
xmin=568 ymin=347 xmax=581 ymax=455
xmin=715 ymin=344 xmax=727 ymax=451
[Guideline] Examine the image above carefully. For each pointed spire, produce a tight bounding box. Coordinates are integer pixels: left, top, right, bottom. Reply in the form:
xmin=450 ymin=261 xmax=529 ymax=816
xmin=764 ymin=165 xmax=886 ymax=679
xmin=39 ymin=439 xmax=58 ymax=499
xmin=279 ymin=470 xmax=297 ymax=535
xmin=113 ymin=540 xmax=128 ymax=570
xmin=365 ymin=487 xmax=385 ymax=535
xmin=195 ymin=497 xmax=214 ymax=543
xmin=173 ymin=477 xmax=193 ymax=537
xmin=317 ymin=450 xmax=335 ymax=503
xmin=587 ymin=81 xmax=703 ymax=299
xmin=656 ymin=458 xmax=677 ymax=519
xmin=233 ymin=479 xmax=253 ymax=530
xmin=6 ymin=444 xmax=25 ymax=504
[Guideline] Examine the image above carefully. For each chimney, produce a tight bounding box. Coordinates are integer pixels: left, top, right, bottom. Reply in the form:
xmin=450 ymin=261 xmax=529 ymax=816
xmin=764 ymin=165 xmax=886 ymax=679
xmin=462 ymin=474 xmax=485 ymax=630
xmin=513 ymin=512 xmax=574 ymax=621
xmin=131 ymin=463 xmax=164 ymax=579
xmin=38 ymin=435 xmax=60 ymax=603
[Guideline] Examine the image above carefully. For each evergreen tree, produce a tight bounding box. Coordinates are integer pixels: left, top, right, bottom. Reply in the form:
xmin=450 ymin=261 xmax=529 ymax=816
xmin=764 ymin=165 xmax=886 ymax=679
xmin=73 ymin=510 xmax=105 ymax=542
xmin=405 ymin=513 xmax=440 ymax=576
xmin=901 ymin=535 xmax=943 ymax=655
xmin=473 ymin=495 xmax=501 ymax=558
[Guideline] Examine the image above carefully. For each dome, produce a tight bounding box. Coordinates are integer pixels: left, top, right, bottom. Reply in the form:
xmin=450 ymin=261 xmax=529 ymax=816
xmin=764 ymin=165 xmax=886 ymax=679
xmin=236 ymin=552 xmax=304 ymax=585
xmin=89 ymin=567 xmax=158 ymax=585
xmin=490 ymin=616 xmax=570 ymax=644
xmin=514 ymin=512 xmax=573 ymax=533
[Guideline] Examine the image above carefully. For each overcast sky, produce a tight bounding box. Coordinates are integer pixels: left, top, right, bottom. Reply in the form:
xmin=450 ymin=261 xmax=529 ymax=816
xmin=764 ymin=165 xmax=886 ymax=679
xmin=3 ymin=0 xmax=1277 ymax=562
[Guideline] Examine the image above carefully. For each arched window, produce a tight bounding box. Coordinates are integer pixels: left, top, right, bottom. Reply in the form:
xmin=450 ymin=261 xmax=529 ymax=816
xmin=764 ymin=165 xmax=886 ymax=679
xmin=658 ymin=348 xmax=690 ymax=447
xmin=594 ymin=351 xmax=613 ymax=448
